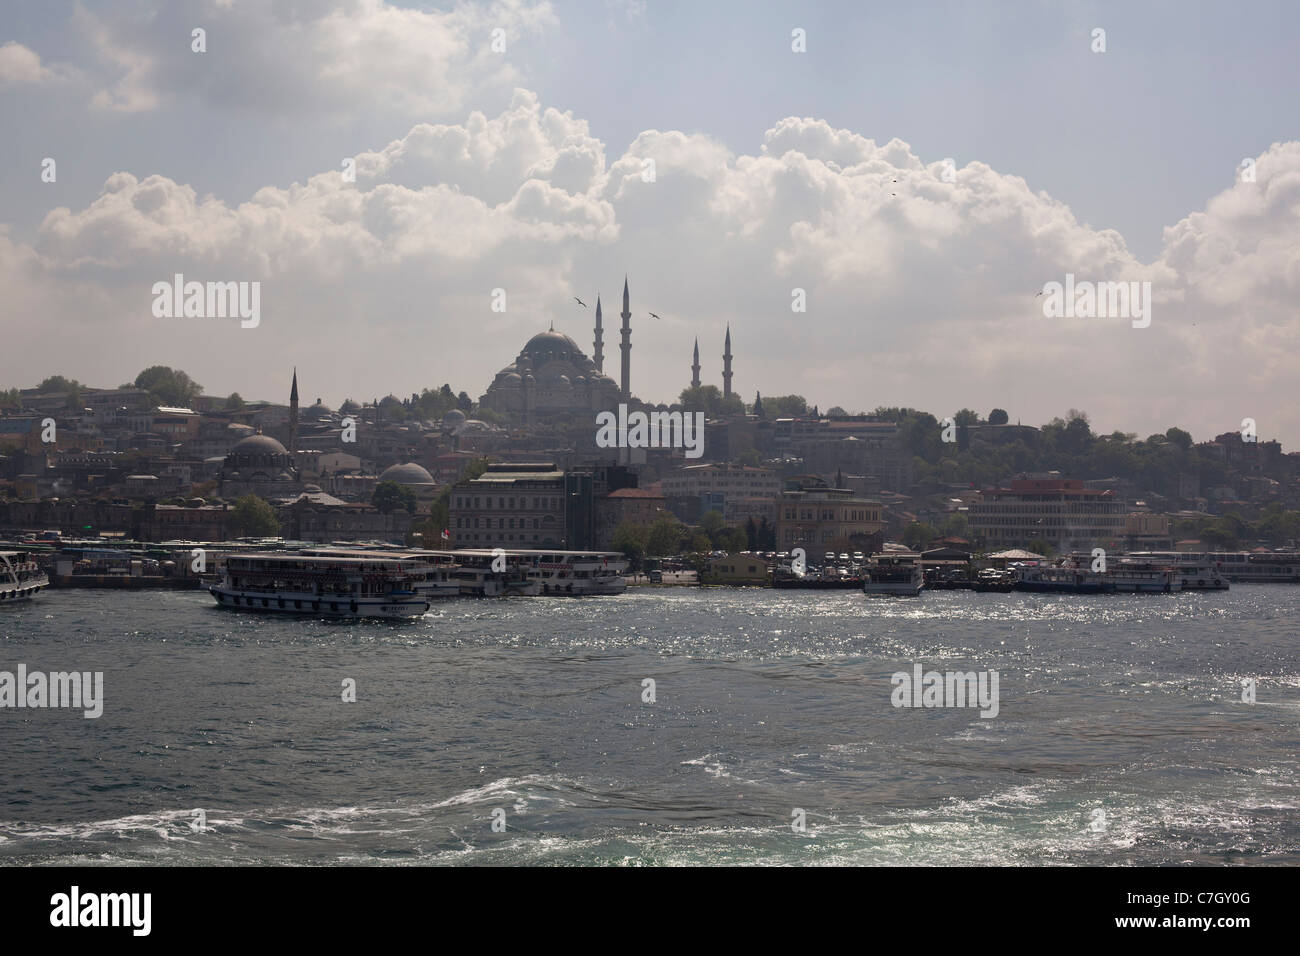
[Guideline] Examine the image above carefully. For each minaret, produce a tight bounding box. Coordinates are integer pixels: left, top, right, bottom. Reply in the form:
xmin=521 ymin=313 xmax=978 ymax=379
xmin=289 ymin=367 xmax=299 ymax=457
xmin=619 ymin=276 xmax=632 ymax=401
xmin=722 ymin=325 xmax=733 ymax=400
xmin=593 ymin=295 xmax=604 ymax=373
xmin=691 ymin=337 xmax=701 ymax=388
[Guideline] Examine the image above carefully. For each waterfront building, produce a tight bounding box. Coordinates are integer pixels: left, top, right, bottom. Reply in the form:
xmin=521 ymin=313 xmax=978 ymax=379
xmin=660 ymin=463 xmax=779 ymax=523
xmin=449 ymin=462 xmax=568 ymax=548
xmin=776 ymin=476 xmax=884 ymax=554
xmin=968 ymin=477 xmax=1127 ymax=549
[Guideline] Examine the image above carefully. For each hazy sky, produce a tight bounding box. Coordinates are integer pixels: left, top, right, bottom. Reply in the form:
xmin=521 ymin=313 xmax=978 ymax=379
xmin=2 ymin=0 xmax=1298 ymax=445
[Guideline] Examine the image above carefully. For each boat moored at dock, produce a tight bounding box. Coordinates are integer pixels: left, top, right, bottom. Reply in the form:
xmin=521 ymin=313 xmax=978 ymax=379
xmin=0 ymin=551 xmax=49 ymax=603
xmin=863 ymin=553 xmax=924 ymax=596
xmin=209 ymin=552 xmax=433 ymax=618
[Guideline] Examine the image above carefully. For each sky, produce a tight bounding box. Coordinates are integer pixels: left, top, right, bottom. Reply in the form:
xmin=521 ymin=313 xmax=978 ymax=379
xmin=1 ymin=0 xmax=1297 ymax=445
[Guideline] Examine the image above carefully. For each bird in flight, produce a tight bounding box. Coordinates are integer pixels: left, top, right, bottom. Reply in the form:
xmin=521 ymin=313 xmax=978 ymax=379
xmin=574 ymin=297 xmax=587 ymax=308
xmin=648 ymin=312 xmax=661 ymax=320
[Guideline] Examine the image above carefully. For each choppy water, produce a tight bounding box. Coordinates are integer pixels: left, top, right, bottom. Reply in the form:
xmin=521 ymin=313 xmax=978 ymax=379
xmin=1 ymin=586 xmax=1297 ymax=865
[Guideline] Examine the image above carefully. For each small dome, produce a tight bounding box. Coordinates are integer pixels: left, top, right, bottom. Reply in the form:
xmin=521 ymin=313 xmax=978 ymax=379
xmin=443 ymin=409 xmax=467 ymax=426
xmin=380 ymin=462 xmax=436 ymax=485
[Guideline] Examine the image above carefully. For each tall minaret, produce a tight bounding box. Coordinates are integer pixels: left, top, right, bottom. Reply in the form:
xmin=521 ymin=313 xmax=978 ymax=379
xmin=593 ymin=295 xmax=605 ymax=373
xmin=619 ymin=276 xmax=632 ymax=401
xmin=722 ymin=325 xmax=733 ymax=400
xmin=289 ymin=367 xmax=299 ymax=457
xmin=691 ymin=337 xmax=701 ymax=388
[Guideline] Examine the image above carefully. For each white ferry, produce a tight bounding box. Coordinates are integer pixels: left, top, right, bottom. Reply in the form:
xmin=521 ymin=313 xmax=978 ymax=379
xmin=458 ymin=549 xmax=628 ymax=596
xmin=302 ymin=548 xmax=463 ymax=600
xmin=0 ymin=551 xmax=49 ymax=603
xmin=209 ymin=553 xmax=433 ymax=618
xmin=1203 ymin=551 xmax=1298 ymax=584
xmin=1106 ymin=561 xmax=1181 ymax=593
xmin=863 ymin=553 xmax=924 ymax=596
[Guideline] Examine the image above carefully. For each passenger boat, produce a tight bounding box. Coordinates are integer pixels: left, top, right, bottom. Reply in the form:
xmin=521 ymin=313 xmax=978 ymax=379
xmin=1012 ymin=564 xmax=1113 ymax=593
xmin=0 ymin=550 xmax=49 ymax=603
xmin=863 ymin=553 xmax=924 ymax=596
xmin=209 ymin=553 xmax=433 ymax=618
xmin=473 ymin=549 xmax=629 ymax=595
xmin=1106 ymin=561 xmax=1180 ymax=593
xmin=1169 ymin=561 xmax=1228 ymax=591
xmin=1128 ymin=551 xmax=1282 ymax=585
xmin=302 ymin=548 xmax=463 ymax=600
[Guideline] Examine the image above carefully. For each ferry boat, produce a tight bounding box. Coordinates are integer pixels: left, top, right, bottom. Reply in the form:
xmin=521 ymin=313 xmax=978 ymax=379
xmin=481 ymin=549 xmax=629 ymax=596
xmin=1106 ymin=561 xmax=1181 ymax=593
xmin=302 ymin=548 xmax=463 ymax=600
xmin=1129 ymin=550 xmax=1293 ymax=585
xmin=1012 ymin=564 xmax=1113 ymax=593
xmin=209 ymin=553 xmax=433 ymax=618
xmin=0 ymin=550 xmax=49 ymax=602
xmin=863 ymin=553 xmax=924 ymax=596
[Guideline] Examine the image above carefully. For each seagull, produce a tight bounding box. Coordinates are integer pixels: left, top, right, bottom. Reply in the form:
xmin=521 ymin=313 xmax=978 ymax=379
xmin=574 ymin=297 xmax=587 ymax=308
xmin=648 ymin=312 xmax=661 ymax=320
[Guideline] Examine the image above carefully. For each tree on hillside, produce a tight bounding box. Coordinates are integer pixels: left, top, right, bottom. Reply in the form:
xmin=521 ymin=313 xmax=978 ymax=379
xmin=646 ymin=515 xmax=685 ymax=556
xmin=953 ymin=408 xmax=980 ymax=426
xmin=134 ymin=366 xmax=203 ymax=407
xmin=37 ymin=375 xmax=81 ymax=393
xmin=902 ymin=522 xmax=938 ymax=551
xmin=1165 ymin=426 xmax=1193 ymax=451
xmin=988 ymin=408 xmax=1009 ymax=425
xmin=231 ymin=494 xmax=280 ymax=536
xmin=372 ymin=481 xmax=417 ymax=514
xmin=612 ymin=521 xmax=649 ymax=570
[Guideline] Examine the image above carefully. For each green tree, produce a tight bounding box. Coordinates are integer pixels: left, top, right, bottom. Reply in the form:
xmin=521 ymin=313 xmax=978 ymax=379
xmin=716 ymin=526 xmax=748 ymax=552
xmin=953 ymin=408 xmax=980 ymax=426
xmin=231 ymin=494 xmax=280 ymax=536
xmin=37 ymin=375 xmax=81 ymax=393
xmin=902 ymin=522 xmax=937 ymax=550
xmin=372 ymin=481 xmax=417 ymax=514
xmin=988 ymin=408 xmax=1009 ymax=425
xmin=134 ymin=366 xmax=203 ymax=407
xmin=612 ymin=521 xmax=649 ymax=570
xmin=1165 ymin=426 xmax=1193 ymax=451
xmin=764 ymin=395 xmax=809 ymax=417
xmin=227 ymin=392 xmax=245 ymax=411
xmin=646 ymin=516 xmax=684 ymax=556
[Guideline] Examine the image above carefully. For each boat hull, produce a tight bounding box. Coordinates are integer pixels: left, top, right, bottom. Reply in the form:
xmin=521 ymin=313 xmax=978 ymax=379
xmin=209 ymin=586 xmax=429 ymax=619
xmin=0 ymin=578 xmax=48 ymax=602
xmin=863 ymin=581 xmax=924 ymax=597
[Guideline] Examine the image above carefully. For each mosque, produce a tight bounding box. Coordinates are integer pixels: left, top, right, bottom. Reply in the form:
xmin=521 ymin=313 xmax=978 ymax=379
xmin=479 ymin=278 xmax=735 ymax=421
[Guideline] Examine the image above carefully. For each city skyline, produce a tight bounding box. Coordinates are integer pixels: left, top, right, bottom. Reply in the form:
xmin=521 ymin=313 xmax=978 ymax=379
xmin=2 ymin=0 xmax=1298 ymax=445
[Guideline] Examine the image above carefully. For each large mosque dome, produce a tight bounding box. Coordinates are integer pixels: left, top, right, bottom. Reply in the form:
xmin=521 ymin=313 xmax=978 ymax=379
xmin=480 ymin=323 xmax=620 ymax=419
xmin=380 ymin=462 xmax=437 ymax=487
